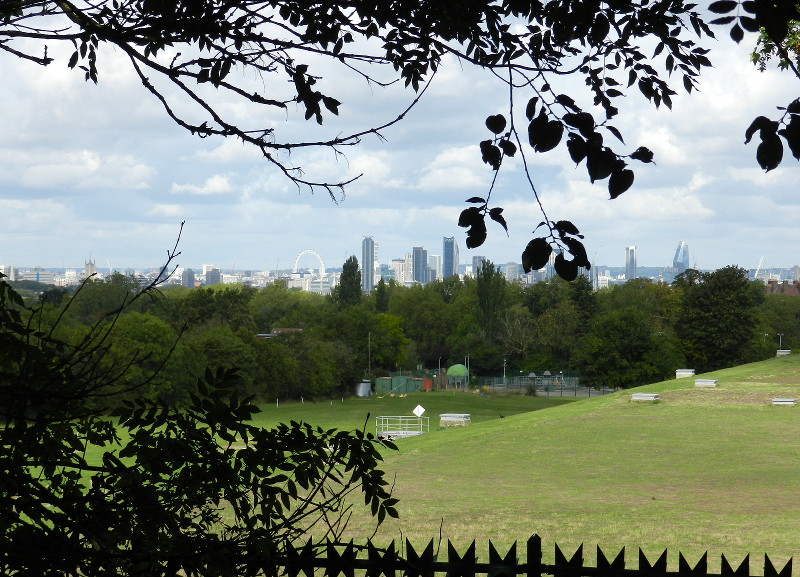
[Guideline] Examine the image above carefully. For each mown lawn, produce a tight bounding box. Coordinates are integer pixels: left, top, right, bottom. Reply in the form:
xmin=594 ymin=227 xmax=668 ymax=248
xmin=311 ymin=356 xmax=800 ymax=568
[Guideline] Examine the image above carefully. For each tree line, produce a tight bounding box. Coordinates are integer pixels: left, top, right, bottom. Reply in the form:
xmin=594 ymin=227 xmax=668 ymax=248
xmin=18 ymin=261 xmax=798 ymax=403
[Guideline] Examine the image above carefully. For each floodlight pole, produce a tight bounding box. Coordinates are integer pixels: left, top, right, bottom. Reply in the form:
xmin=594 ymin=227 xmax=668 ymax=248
xmin=778 ymin=333 xmax=784 ymax=349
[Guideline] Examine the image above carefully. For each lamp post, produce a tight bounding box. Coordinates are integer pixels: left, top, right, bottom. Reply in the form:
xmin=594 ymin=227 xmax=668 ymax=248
xmin=778 ymin=333 xmax=784 ymax=349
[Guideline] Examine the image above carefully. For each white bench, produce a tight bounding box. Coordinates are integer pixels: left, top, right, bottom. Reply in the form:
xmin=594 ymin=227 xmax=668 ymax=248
xmin=772 ymin=398 xmax=796 ymax=406
xmin=439 ymin=413 xmax=471 ymax=427
xmin=631 ymin=393 xmax=660 ymax=402
xmin=776 ymin=350 xmax=792 ymax=357
xmin=694 ymin=379 xmax=718 ymax=388
xmin=676 ymin=369 xmax=695 ymax=379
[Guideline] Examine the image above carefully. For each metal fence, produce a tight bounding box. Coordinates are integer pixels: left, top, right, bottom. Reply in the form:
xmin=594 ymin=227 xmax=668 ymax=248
xmin=473 ymin=376 xmax=614 ymax=398
xmin=375 ymin=416 xmax=430 ymax=439
xmin=267 ymin=535 xmax=793 ymax=577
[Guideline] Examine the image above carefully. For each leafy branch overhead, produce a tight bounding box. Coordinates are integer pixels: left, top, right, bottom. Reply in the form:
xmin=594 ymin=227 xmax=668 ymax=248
xmin=0 ymin=1 xmax=798 ymax=280
xmin=709 ymin=1 xmax=800 ymax=172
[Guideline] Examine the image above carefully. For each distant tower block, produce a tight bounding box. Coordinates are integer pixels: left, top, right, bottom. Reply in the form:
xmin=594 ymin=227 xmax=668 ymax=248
xmin=673 ymin=241 xmax=690 ymax=273
xmin=625 ymin=246 xmax=637 ymax=280
xmin=84 ymin=259 xmax=97 ymax=278
xmin=362 ymin=236 xmax=376 ymax=293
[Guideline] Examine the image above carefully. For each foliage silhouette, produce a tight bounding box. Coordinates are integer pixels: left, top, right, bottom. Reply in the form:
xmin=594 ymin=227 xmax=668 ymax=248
xmin=2 ymin=2 xmax=798 ymax=279
xmin=0 ymin=258 xmax=397 ymax=576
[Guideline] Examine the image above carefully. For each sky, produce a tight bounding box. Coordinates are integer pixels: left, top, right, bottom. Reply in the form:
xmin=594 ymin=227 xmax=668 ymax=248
xmin=1 ymin=16 xmax=798 ymax=275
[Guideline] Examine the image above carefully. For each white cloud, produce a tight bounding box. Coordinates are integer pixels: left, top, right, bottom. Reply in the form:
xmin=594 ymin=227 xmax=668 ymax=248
xmin=171 ymin=174 xmax=234 ymax=196
xmin=15 ymin=150 xmax=154 ymax=190
xmin=147 ymin=204 xmax=188 ymax=218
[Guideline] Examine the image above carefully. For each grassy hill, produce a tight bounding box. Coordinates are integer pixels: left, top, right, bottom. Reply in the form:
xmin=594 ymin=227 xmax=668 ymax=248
xmin=291 ymin=356 xmax=800 ymax=566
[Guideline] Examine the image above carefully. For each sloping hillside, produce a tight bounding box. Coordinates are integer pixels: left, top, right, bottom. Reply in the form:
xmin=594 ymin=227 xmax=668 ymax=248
xmin=347 ymin=355 xmax=800 ymax=565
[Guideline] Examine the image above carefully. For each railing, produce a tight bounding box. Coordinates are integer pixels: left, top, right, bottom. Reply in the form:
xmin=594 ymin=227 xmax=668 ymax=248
xmin=270 ymin=535 xmax=793 ymax=577
xmin=375 ymin=416 xmax=430 ymax=439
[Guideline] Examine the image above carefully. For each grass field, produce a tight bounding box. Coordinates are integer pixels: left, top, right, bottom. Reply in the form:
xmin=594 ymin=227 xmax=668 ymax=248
xmin=258 ymin=356 xmax=800 ymax=567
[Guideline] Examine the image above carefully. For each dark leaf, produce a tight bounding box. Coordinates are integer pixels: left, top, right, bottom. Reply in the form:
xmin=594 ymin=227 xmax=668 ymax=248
xmin=586 ymin=147 xmax=618 ymax=182
xmin=527 ymin=109 xmax=549 ymax=148
xmin=322 ymin=96 xmax=340 ymax=115
xmin=738 ymin=16 xmax=760 ymax=32
xmin=709 ymin=15 xmax=736 ymax=25
xmin=729 ymin=23 xmax=744 ymax=43
xmin=458 ymin=206 xmax=483 ymax=228
xmin=562 ymin=112 xmax=594 ymax=138
xmin=555 ymin=94 xmax=578 ymax=111
xmin=787 ymin=99 xmax=800 ymax=114
xmin=630 ymin=146 xmax=654 ymax=163
xmin=521 ymin=237 xmax=552 ymax=273
xmin=591 ymin=13 xmax=610 ymax=44
xmin=778 ymin=115 xmax=800 ymax=160
xmin=485 ymin=114 xmax=507 ymax=135
xmin=532 ymin=120 xmax=564 ymax=153
xmin=553 ymin=220 xmax=580 ymax=236
xmin=499 ymin=139 xmax=517 ymax=157
xmin=744 ymin=116 xmax=777 ymax=144
xmin=68 ymin=51 xmax=79 ymax=69
xmin=465 ymin=197 xmax=486 ymax=204
xmin=525 ymin=97 xmax=539 ymax=120
xmin=567 ymin=133 xmax=587 ymax=164
xmin=489 ymin=207 xmax=509 ymax=234
xmin=608 ymin=168 xmax=634 ymax=199
xmin=708 ymin=0 xmax=737 ymax=13
xmin=756 ymin=134 xmax=783 ymax=171
xmin=605 ymin=125 xmax=625 ymax=144
xmin=563 ymin=237 xmax=591 ymax=268
xmin=479 ymin=140 xmax=502 ymax=170
xmin=554 ymin=253 xmax=579 ymax=281
xmin=465 ymin=219 xmax=488 ymax=248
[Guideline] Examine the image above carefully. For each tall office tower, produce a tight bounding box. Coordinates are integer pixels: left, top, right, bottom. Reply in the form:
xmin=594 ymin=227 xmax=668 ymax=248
xmin=389 ymin=258 xmax=407 ymax=284
xmin=442 ymin=236 xmax=460 ymax=279
xmin=472 ymin=255 xmax=486 ymax=276
xmin=205 ymin=267 xmax=222 ymax=285
xmin=505 ymin=262 xmax=521 ymax=281
xmin=673 ymin=241 xmax=690 ymax=273
xmin=625 ymin=246 xmax=637 ymax=280
xmin=412 ymin=246 xmax=428 ymax=283
xmin=361 ymin=236 xmax=376 ymax=293
xmin=428 ymin=255 xmax=442 ymax=281
xmin=181 ymin=268 xmax=195 ymax=289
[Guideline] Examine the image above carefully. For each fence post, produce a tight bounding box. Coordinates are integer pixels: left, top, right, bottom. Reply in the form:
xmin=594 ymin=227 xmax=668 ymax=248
xmin=527 ymin=535 xmax=542 ymax=577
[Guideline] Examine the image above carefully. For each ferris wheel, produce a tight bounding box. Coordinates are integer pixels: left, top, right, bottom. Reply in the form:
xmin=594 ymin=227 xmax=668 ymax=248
xmin=292 ymin=249 xmax=326 ymax=278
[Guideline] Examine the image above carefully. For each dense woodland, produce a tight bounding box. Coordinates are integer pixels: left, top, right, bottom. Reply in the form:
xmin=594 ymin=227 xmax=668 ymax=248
xmin=15 ymin=262 xmax=798 ymax=404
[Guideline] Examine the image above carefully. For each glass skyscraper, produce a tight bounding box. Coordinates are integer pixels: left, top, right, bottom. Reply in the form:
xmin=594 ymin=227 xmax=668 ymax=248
xmin=442 ymin=236 xmax=459 ymax=279
xmin=673 ymin=241 xmax=689 ymax=273
xmin=412 ymin=246 xmax=428 ymax=283
xmin=361 ymin=236 xmax=375 ymax=293
xmin=625 ymin=246 xmax=637 ymax=280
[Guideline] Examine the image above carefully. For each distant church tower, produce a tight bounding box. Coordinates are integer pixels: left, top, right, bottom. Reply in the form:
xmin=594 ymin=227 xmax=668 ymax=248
xmin=84 ymin=259 xmax=97 ymax=279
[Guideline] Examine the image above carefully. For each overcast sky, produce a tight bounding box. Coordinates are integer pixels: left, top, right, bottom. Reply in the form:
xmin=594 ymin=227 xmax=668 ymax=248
xmin=1 ymin=23 xmax=798 ymax=275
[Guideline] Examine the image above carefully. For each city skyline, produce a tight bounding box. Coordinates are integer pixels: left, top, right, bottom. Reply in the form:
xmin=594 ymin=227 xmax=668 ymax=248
xmin=5 ymin=237 xmax=800 ymax=278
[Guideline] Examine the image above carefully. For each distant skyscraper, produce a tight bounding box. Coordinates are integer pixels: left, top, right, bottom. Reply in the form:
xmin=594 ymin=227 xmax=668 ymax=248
xmin=442 ymin=237 xmax=460 ymax=279
xmin=181 ymin=268 xmax=195 ymax=289
xmin=428 ymin=255 xmax=442 ymax=281
xmin=472 ymin=255 xmax=486 ymax=276
xmin=625 ymin=246 xmax=637 ymax=280
xmin=205 ymin=267 xmax=221 ymax=285
xmin=84 ymin=259 xmax=96 ymax=279
xmin=361 ymin=236 xmax=376 ymax=293
xmin=505 ymin=262 xmax=521 ymax=281
xmin=673 ymin=241 xmax=689 ymax=273
xmin=412 ymin=246 xmax=428 ymax=283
